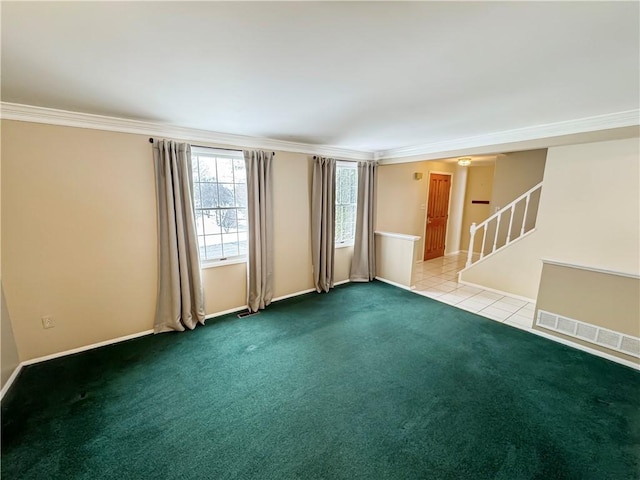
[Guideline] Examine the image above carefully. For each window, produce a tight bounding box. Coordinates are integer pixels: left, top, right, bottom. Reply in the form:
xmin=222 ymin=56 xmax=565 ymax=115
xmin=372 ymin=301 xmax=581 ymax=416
xmin=191 ymin=147 xmax=247 ymax=263
xmin=335 ymin=162 xmax=358 ymax=245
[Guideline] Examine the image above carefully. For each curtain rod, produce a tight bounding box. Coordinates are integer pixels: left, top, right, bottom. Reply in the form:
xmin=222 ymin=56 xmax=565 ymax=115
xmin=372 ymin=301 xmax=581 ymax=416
xmin=313 ymin=155 xmax=360 ymax=162
xmin=149 ymin=138 xmax=275 ymax=156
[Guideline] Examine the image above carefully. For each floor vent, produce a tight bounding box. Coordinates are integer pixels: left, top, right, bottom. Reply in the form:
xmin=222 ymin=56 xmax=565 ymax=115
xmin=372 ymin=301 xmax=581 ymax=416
xmin=237 ymin=310 xmax=260 ymax=319
xmin=536 ymin=310 xmax=640 ymax=358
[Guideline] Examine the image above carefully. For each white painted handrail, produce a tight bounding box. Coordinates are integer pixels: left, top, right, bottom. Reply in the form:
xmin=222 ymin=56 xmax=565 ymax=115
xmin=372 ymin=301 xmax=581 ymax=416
xmin=466 ymin=181 xmax=543 ymax=268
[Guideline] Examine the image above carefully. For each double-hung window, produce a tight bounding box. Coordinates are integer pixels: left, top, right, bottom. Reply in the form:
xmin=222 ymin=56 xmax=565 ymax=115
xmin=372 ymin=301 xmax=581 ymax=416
xmin=191 ymin=147 xmax=247 ymax=264
xmin=335 ymin=161 xmax=358 ymax=246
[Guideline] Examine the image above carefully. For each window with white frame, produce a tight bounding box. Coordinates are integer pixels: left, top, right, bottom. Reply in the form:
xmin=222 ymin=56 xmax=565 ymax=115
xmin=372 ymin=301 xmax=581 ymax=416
xmin=191 ymin=147 xmax=247 ymax=263
xmin=335 ymin=162 xmax=358 ymax=245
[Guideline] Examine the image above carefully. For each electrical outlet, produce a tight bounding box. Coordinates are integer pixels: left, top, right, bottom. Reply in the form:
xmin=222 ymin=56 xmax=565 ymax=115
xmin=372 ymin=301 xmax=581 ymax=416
xmin=41 ymin=316 xmax=55 ymax=329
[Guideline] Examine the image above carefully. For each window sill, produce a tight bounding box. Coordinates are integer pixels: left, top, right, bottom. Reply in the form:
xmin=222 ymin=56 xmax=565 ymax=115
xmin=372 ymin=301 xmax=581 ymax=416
xmin=335 ymin=242 xmax=354 ymax=249
xmin=201 ymin=257 xmax=247 ymax=269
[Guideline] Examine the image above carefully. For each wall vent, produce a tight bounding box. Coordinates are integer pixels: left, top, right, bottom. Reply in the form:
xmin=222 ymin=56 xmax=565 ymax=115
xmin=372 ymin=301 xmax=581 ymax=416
xmin=536 ymin=310 xmax=640 ymax=359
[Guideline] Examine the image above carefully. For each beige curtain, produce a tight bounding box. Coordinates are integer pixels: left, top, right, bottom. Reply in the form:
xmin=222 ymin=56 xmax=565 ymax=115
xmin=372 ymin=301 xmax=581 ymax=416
xmin=311 ymin=156 xmax=336 ymax=292
xmin=152 ymin=139 xmax=205 ymax=333
xmin=350 ymin=160 xmax=378 ymax=282
xmin=244 ymin=150 xmax=274 ymax=312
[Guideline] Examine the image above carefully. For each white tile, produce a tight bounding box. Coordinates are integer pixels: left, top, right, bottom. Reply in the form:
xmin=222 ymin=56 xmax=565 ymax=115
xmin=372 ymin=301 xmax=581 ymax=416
xmin=456 ymin=299 xmax=489 ymax=312
xmin=513 ymin=307 xmax=534 ymax=320
xmin=416 ymin=277 xmax=443 ymax=288
xmin=490 ymin=300 xmax=523 ymax=314
xmin=426 ymin=270 xmax=445 ymax=276
xmin=519 ymin=302 xmax=536 ymax=313
xmin=478 ymin=306 xmax=512 ymax=320
xmin=473 ymin=291 xmax=504 ymax=301
xmin=437 ymin=295 xmax=458 ymax=305
xmin=456 ymin=304 xmax=478 ymax=313
xmin=433 ymin=284 xmax=457 ymax=294
xmin=479 ymin=312 xmax=506 ymax=322
xmin=424 ymin=275 xmax=443 ymax=282
xmin=419 ymin=289 xmax=445 ymax=298
xmin=414 ymin=290 xmax=433 ymax=298
xmin=505 ymin=314 xmax=533 ymax=330
xmin=457 ymin=285 xmax=482 ymax=295
xmin=450 ymin=289 xmax=474 ymax=301
xmin=498 ymin=296 xmax=527 ymax=307
xmin=439 ymin=280 xmax=459 ymax=289
xmin=463 ymin=295 xmax=495 ymax=307
xmin=439 ymin=293 xmax=471 ymax=305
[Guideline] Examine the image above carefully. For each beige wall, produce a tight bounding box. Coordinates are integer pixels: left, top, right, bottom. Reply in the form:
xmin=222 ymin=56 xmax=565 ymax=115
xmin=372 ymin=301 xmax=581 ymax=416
xmin=3 ymin=121 xmax=158 ymax=361
xmin=490 ymin=149 xmax=546 ymax=248
xmin=375 ymin=233 xmax=418 ymax=287
xmin=1 ymin=285 xmax=20 ymax=388
xmin=272 ymin=152 xmax=316 ymax=295
xmin=461 ymin=137 xmax=640 ymax=299
xmin=0 ymin=119 xmax=21 ymax=388
xmin=535 ymin=263 xmax=639 ymax=364
xmin=491 ymin=149 xmax=547 ymax=210
xmin=2 ymin=120 xmax=350 ymax=361
xmin=376 ymin=160 xmax=464 ymax=262
xmin=460 ymin=165 xmax=494 ymax=252
xmin=446 ymin=165 xmax=467 ymax=256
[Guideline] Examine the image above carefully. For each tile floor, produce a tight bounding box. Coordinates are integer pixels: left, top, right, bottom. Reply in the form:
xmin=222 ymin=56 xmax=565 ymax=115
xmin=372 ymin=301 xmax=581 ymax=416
xmin=412 ymin=253 xmax=535 ymax=331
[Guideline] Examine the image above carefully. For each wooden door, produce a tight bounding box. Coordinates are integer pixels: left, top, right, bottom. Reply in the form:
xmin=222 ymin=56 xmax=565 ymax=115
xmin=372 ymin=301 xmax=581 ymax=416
xmin=424 ymin=173 xmax=451 ymax=260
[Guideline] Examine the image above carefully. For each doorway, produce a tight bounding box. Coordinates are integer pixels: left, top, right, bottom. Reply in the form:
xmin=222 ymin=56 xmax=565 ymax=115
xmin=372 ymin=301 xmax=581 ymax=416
xmin=424 ymin=172 xmax=452 ymax=260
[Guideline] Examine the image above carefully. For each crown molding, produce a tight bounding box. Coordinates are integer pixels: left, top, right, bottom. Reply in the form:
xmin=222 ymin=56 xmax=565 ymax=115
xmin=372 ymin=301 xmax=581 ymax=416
xmin=375 ymin=109 xmax=640 ymax=162
xmin=2 ymin=102 xmax=637 ymax=163
xmin=0 ymin=102 xmax=375 ymax=161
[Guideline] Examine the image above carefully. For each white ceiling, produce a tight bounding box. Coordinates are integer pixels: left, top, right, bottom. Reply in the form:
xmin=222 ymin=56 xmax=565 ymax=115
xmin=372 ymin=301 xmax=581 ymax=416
xmin=2 ymin=2 xmax=639 ymax=154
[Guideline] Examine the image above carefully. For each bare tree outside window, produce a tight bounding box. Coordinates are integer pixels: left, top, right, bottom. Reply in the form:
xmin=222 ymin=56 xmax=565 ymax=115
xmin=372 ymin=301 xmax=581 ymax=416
xmin=192 ymin=148 xmax=247 ymax=262
xmin=335 ymin=163 xmax=357 ymax=244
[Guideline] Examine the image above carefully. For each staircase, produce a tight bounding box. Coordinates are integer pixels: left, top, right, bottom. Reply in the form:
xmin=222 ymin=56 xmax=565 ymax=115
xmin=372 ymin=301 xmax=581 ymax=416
xmin=464 ymin=182 xmax=543 ymax=269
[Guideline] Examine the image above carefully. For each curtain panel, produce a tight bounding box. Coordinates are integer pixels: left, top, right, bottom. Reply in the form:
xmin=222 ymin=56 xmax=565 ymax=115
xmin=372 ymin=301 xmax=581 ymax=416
xmin=152 ymin=139 xmax=205 ymax=333
xmin=311 ymin=156 xmax=336 ymax=293
xmin=350 ymin=160 xmax=378 ymax=282
xmin=244 ymin=150 xmax=275 ymax=313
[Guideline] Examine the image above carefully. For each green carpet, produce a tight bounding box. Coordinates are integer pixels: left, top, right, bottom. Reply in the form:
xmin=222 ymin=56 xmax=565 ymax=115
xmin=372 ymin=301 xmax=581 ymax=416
xmin=2 ymin=281 xmax=639 ymax=479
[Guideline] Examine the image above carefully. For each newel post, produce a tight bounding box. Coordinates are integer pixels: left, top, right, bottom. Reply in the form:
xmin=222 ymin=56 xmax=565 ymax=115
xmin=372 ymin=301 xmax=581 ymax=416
xmin=466 ymin=223 xmax=476 ymax=267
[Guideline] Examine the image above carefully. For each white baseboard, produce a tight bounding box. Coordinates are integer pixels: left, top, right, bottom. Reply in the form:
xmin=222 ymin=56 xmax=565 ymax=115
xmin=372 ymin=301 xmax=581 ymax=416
xmin=3 ymin=278 xmax=635 ymax=402
xmin=21 ymin=329 xmax=155 ymax=367
xmin=10 ymin=284 xmax=345 ymax=381
xmin=272 ymin=288 xmax=316 ymax=302
xmin=207 ymin=284 xmax=346 ymax=319
xmin=2 ymin=328 xmax=155 ymax=401
xmin=205 ymin=305 xmax=247 ymax=320
xmin=0 ymin=363 xmax=24 ymax=400
xmin=456 ymin=279 xmax=536 ymax=304
xmin=271 ymin=280 xmax=350 ymax=302
xmin=374 ymin=276 xmax=414 ymax=291
xmin=530 ymin=328 xmax=640 ymax=371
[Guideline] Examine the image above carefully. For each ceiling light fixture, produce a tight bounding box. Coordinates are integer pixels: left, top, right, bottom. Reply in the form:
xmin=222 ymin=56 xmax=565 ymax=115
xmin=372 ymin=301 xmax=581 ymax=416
xmin=457 ymin=157 xmax=471 ymax=167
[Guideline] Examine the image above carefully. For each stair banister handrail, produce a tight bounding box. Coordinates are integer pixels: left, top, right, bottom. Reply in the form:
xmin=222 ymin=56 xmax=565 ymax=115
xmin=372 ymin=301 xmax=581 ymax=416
xmin=473 ymin=181 xmax=543 ymax=232
xmin=465 ymin=181 xmax=543 ymax=268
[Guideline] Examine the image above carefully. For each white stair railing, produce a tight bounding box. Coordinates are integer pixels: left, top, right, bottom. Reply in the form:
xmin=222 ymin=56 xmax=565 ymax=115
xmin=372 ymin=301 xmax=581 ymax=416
xmin=466 ymin=182 xmax=543 ymax=268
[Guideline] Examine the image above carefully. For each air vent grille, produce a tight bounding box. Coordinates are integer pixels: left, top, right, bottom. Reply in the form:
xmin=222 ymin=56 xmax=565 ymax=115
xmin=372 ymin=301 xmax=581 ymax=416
xmin=536 ymin=310 xmax=639 ymax=358
xmin=620 ymin=337 xmax=640 ymax=357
